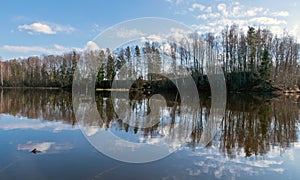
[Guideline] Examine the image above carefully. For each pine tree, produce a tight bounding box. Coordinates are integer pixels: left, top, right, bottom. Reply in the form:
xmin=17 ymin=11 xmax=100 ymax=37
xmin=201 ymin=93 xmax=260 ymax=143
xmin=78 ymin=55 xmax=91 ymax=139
xmin=247 ymin=26 xmax=256 ymax=81
xmin=106 ymin=49 xmax=115 ymax=80
xmin=259 ymin=49 xmax=272 ymax=86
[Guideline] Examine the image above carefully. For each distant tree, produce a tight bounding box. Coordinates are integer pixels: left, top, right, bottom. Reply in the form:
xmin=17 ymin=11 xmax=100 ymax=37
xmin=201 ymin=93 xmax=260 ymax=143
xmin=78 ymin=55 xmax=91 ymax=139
xmin=143 ymin=42 xmax=152 ymax=80
xmin=106 ymin=49 xmax=115 ymax=80
xmin=135 ymin=45 xmax=142 ymax=78
xmin=125 ymin=46 xmax=132 ymax=78
xmin=247 ymin=26 xmax=257 ymax=80
xmin=96 ymin=50 xmax=106 ymax=86
xmin=259 ymin=49 xmax=272 ymax=85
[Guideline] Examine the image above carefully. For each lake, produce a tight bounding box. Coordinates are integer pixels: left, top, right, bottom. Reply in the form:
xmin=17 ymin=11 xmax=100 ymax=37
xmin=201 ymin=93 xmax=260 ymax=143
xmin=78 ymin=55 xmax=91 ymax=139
xmin=0 ymin=89 xmax=300 ymax=179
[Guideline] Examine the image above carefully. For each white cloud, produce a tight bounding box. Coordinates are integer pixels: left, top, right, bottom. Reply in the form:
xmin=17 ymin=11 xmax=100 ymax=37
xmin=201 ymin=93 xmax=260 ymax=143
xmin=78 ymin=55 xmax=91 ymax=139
xmin=271 ymin=11 xmax=289 ymax=17
xmin=165 ymin=0 xmax=185 ymax=4
xmin=51 ymin=23 xmax=75 ymax=33
xmin=18 ymin=22 xmax=75 ymax=35
xmin=116 ymin=28 xmax=146 ymax=38
xmin=249 ymin=17 xmax=287 ymax=25
xmin=232 ymin=5 xmax=242 ymax=15
xmin=269 ymin=26 xmax=285 ymax=35
xmin=170 ymin=27 xmax=192 ymax=40
xmin=290 ymin=24 xmax=300 ymax=39
xmin=140 ymin=27 xmax=192 ymax=46
xmin=197 ymin=14 xmax=208 ymax=20
xmin=84 ymin=41 xmax=101 ymax=52
xmin=205 ymin=7 xmax=212 ymax=13
xmin=1 ymin=44 xmax=83 ymax=55
xmin=245 ymin=7 xmax=265 ymax=17
xmin=145 ymin=34 xmax=163 ymax=42
xmin=246 ymin=10 xmax=258 ymax=17
xmin=18 ymin=23 xmax=55 ymax=34
xmin=1 ymin=45 xmax=47 ymax=53
xmin=217 ymin=3 xmax=227 ymax=15
xmin=167 ymin=0 xmax=295 ymax=38
xmin=189 ymin=3 xmax=206 ymax=11
xmin=197 ymin=13 xmax=220 ymax=20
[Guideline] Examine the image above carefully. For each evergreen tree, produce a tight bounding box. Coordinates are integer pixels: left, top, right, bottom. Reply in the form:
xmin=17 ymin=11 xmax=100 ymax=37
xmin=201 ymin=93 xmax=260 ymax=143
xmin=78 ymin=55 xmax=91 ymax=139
xmin=259 ymin=49 xmax=272 ymax=85
xmin=247 ymin=26 xmax=256 ymax=80
xmin=106 ymin=49 xmax=115 ymax=80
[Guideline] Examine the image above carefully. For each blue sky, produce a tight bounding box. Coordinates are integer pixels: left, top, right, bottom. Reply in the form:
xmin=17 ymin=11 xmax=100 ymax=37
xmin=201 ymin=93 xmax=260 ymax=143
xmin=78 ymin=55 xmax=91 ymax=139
xmin=0 ymin=0 xmax=299 ymax=60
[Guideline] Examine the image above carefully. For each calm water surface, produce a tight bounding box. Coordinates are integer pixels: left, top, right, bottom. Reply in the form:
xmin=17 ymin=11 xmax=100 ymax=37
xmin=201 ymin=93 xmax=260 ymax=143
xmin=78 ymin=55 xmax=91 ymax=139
xmin=0 ymin=89 xmax=300 ymax=179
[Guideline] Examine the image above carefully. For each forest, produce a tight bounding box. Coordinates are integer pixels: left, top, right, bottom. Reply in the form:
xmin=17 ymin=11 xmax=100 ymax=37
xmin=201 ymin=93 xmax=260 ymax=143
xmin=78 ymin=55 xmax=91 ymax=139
xmin=0 ymin=25 xmax=299 ymax=92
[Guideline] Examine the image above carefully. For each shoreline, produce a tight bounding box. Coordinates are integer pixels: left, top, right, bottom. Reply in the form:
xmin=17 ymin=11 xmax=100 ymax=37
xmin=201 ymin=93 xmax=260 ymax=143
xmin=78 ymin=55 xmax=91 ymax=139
xmin=0 ymin=86 xmax=61 ymax=90
xmin=1 ymin=86 xmax=300 ymax=95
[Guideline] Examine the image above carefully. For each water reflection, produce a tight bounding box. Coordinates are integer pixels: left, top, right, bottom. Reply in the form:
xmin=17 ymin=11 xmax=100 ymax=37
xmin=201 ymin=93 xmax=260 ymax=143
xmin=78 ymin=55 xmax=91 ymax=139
xmin=221 ymin=94 xmax=299 ymax=158
xmin=0 ymin=89 xmax=299 ymax=159
xmin=0 ymin=89 xmax=75 ymax=124
xmin=17 ymin=141 xmax=73 ymax=154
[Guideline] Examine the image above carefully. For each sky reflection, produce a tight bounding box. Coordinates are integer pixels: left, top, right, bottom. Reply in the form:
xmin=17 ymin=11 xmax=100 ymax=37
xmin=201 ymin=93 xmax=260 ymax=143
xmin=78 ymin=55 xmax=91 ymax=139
xmin=0 ymin=90 xmax=300 ymax=179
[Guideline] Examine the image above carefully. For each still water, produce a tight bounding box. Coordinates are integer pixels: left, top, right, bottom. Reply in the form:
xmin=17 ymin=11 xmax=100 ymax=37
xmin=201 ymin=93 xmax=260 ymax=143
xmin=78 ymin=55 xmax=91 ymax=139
xmin=0 ymin=89 xmax=300 ymax=179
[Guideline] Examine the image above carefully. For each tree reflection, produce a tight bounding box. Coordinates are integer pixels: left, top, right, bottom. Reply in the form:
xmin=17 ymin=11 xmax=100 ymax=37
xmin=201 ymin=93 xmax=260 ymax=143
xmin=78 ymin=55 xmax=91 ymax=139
xmin=220 ymin=94 xmax=298 ymax=158
xmin=0 ymin=89 xmax=299 ymax=158
xmin=0 ymin=89 xmax=75 ymax=125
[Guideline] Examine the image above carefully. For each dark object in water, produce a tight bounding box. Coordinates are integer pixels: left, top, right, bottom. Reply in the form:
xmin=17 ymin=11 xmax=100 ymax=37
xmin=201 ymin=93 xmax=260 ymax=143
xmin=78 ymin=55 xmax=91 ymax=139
xmin=31 ymin=148 xmax=41 ymax=154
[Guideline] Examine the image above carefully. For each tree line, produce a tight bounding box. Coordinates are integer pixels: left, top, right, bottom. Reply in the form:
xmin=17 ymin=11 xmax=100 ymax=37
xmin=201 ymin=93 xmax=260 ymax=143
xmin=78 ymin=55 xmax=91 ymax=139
xmin=0 ymin=25 xmax=299 ymax=91
xmin=0 ymin=51 xmax=78 ymax=87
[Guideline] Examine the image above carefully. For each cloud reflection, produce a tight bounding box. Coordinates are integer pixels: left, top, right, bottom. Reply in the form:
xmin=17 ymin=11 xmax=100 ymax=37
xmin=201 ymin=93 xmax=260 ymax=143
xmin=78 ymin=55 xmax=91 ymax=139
xmin=0 ymin=114 xmax=78 ymax=132
xmin=18 ymin=141 xmax=54 ymax=152
xmin=186 ymin=145 xmax=286 ymax=179
xmin=17 ymin=141 xmax=73 ymax=153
